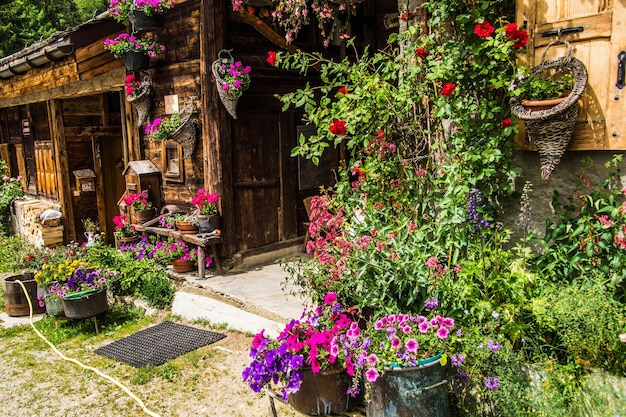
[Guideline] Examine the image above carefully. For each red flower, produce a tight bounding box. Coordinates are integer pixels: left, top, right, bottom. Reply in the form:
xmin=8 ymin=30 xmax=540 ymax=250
xmin=474 ymin=21 xmax=495 ymax=38
xmin=505 ymin=23 xmax=529 ymax=49
xmin=400 ymin=11 xmax=414 ymax=21
xmin=329 ymin=119 xmax=347 ymax=135
xmin=441 ymin=82 xmax=455 ymax=96
xmin=266 ymin=51 xmax=277 ymax=66
xmin=502 ymin=117 xmax=511 ymax=127
xmin=416 ymin=47 xmax=428 ymax=59
xmin=337 ymin=86 xmax=348 ymax=95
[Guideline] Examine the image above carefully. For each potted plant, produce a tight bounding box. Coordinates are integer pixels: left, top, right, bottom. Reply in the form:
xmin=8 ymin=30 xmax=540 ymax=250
xmin=148 ymin=238 xmax=207 ymax=272
xmin=81 ymin=218 xmax=100 ymax=247
xmin=211 ymin=50 xmax=252 ymax=119
xmin=192 ymin=189 xmax=220 ymax=233
xmin=35 ymin=258 xmax=91 ymax=316
xmin=126 ymin=73 xmax=152 ymax=127
xmin=58 ymin=266 xmax=118 ymax=320
xmin=103 ymin=33 xmax=166 ymax=71
xmin=113 ymin=213 xmax=140 ymax=247
xmin=348 ymin=303 xmax=458 ymax=417
xmin=123 ymin=190 xmax=155 ymax=223
xmin=515 ymin=71 xmax=573 ymax=112
xmin=108 ymin=0 xmax=175 ymax=28
xmin=144 ymin=113 xmax=184 ymax=141
xmin=172 ymin=212 xmax=199 ymax=234
xmin=242 ymin=292 xmax=362 ymax=414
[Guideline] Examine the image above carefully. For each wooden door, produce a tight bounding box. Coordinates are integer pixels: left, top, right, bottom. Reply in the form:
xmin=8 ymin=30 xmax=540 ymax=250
xmin=231 ymin=110 xmax=282 ymax=252
xmin=517 ymin=0 xmax=626 ymax=149
xmin=92 ymin=131 xmax=125 ymax=243
xmin=34 ymin=141 xmax=57 ymax=198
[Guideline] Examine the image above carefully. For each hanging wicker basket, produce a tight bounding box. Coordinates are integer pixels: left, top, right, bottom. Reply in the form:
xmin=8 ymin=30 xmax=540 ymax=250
xmin=212 ymin=49 xmax=243 ymax=119
xmin=510 ymin=39 xmax=588 ymax=180
xmin=127 ymin=75 xmax=152 ymax=128
xmin=170 ymin=102 xmax=198 ymax=159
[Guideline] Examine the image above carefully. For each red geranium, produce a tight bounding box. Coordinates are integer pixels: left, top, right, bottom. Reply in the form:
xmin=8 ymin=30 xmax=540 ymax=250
xmin=337 ymin=86 xmax=348 ymax=95
xmin=505 ymin=23 xmax=528 ymax=49
xmin=441 ymin=82 xmax=456 ymax=96
xmin=502 ymin=117 xmax=511 ymax=127
xmin=266 ymin=51 xmax=277 ymax=66
xmin=474 ymin=21 xmax=494 ymax=38
xmin=329 ymin=119 xmax=347 ymax=135
xmin=416 ymin=47 xmax=428 ymax=59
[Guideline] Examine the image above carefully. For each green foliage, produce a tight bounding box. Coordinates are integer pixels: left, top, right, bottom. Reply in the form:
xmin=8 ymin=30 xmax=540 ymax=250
xmin=0 ymin=160 xmax=23 ymax=236
xmin=529 ymin=284 xmax=626 ymax=374
xmin=516 ymin=72 xmax=573 ymax=101
xmin=0 ymin=0 xmax=85 ymax=57
xmin=82 ymin=241 xmax=175 ymax=309
xmin=532 ymin=155 xmax=626 ymax=293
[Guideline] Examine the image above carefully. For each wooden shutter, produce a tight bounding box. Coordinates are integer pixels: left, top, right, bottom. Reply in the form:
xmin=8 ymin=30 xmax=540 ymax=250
xmin=517 ymin=0 xmax=626 ymax=150
xmin=34 ymin=141 xmax=57 ymax=198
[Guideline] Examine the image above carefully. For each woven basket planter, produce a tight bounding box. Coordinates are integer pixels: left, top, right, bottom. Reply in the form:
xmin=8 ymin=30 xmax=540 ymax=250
xmin=127 ymin=76 xmax=152 ymax=127
xmin=170 ymin=108 xmax=198 ymax=159
xmin=510 ymin=39 xmax=588 ymax=180
xmin=212 ymin=49 xmax=248 ymax=119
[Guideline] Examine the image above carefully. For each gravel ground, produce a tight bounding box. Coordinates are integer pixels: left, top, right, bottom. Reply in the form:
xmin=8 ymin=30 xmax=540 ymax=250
xmin=0 ymin=313 xmax=299 ymax=417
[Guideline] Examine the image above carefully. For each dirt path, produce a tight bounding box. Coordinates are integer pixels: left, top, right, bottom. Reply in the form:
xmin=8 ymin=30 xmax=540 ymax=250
xmin=0 ymin=318 xmax=298 ymax=417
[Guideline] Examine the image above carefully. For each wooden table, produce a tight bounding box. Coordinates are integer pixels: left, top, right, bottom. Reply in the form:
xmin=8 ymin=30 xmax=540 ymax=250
xmin=133 ymin=218 xmax=223 ymax=278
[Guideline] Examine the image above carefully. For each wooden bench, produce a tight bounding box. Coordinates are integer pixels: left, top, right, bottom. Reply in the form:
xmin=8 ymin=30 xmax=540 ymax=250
xmin=133 ymin=217 xmax=223 ymax=278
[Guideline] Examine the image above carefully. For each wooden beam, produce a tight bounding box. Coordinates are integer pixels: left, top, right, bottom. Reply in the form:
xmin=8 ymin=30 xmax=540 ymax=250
xmin=0 ymin=67 xmax=126 ymax=108
xmin=48 ymin=99 xmax=76 ymax=242
xmin=231 ymin=9 xmax=298 ymax=54
xmin=200 ymin=0 xmax=236 ymax=256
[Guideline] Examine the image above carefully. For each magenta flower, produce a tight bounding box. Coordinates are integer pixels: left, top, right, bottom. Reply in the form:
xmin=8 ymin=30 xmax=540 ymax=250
xmin=365 ymin=368 xmax=380 ymax=382
xmin=405 ymin=339 xmax=418 ymax=352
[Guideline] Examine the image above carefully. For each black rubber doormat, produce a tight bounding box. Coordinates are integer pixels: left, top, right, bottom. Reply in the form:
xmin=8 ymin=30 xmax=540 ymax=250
xmin=95 ymin=321 xmax=226 ymax=367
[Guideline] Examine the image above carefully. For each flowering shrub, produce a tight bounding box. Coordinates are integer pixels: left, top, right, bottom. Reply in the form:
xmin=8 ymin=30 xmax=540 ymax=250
xmin=109 ymin=0 xmax=175 ymax=24
xmin=144 ymin=113 xmax=183 ymax=140
xmin=232 ymin=0 xmax=360 ymax=46
xmin=346 ymin=300 xmax=457 ymax=390
xmin=38 ymin=266 xmax=118 ymax=307
xmin=123 ymin=190 xmax=152 ymax=211
xmin=104 ymin=33 xmax=166 ymax=59
xmin=124 ymin=74 xmax=150 ymax=99
xmin=34 ymin=259 xmax=90 ymax=286
xmin=533 ymin=155 xmax=626 ymax=287
xmin=113 ymin=214 xmax=137 ymax=238
xmin=242 ymin=292 xmax=360 ymax=400
xmin=215 ymin=60 xmax=251 ymax=98
xmin=192 ymin=189 xmax=219 ymax=216
xmin=0 ymin=160 xmax=23 ymax=235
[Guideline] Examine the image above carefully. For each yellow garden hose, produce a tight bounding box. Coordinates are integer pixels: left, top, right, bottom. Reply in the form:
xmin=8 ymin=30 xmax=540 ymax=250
xmin=15 ymin=279 xmax=162 ymax=417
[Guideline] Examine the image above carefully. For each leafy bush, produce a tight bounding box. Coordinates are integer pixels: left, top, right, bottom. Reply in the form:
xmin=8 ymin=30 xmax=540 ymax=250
xmin=532 ymin=155 xmax=626 ymax=294
xmin=83 ymin=241 xmax=175 ymax=309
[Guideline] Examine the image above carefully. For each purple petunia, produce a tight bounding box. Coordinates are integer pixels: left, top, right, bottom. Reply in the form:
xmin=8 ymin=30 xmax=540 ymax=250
xmin=485 ymin=376 xmax=499 ymax=390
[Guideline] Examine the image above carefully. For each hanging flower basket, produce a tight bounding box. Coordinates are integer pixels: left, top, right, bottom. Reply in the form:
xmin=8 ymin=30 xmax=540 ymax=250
xmin=123 ymin=51 xmax=150 ymax=71
xmin=170 ymin=103 xmax=198 ymax=159
xmin=130 ymin=9 xmax=165 ymax=32
xmin=211 ymin=49 xmax=251 ymax=119
xmin=127 ymin=75 xmax=153 ymax=128
xmin=510 ymin=39 xmax=588 ymax=180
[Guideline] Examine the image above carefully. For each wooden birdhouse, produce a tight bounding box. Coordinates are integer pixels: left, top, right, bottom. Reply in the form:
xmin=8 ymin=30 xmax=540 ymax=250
xmin=121 ymin=160 xmax=162 ymax=211
xmin=73 ymin=169 xmax=96 ymax=194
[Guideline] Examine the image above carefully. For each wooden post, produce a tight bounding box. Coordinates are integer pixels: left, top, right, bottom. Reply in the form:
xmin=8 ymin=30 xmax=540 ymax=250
xmin=200 ymin=0 xmax=236 ymax=256
xmin=48 ymin=99 xmax=76 ymax=242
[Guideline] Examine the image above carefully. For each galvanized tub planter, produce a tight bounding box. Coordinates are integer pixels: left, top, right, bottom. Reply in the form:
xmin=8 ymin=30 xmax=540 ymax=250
xmin=62 ymin=288 xmax=108 ymax=320
xmin=366 ymin=352 xmax=449 ymax=417
xmin=288 ymin=368 xmax=359 ymax=415
xmin=2 ymin=273 xmax=45 ymax=316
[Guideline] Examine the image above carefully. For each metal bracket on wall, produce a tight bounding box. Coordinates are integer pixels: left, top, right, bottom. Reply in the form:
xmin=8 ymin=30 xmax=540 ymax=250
xmin=541 ymin=26 xmax=584 ymax=37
